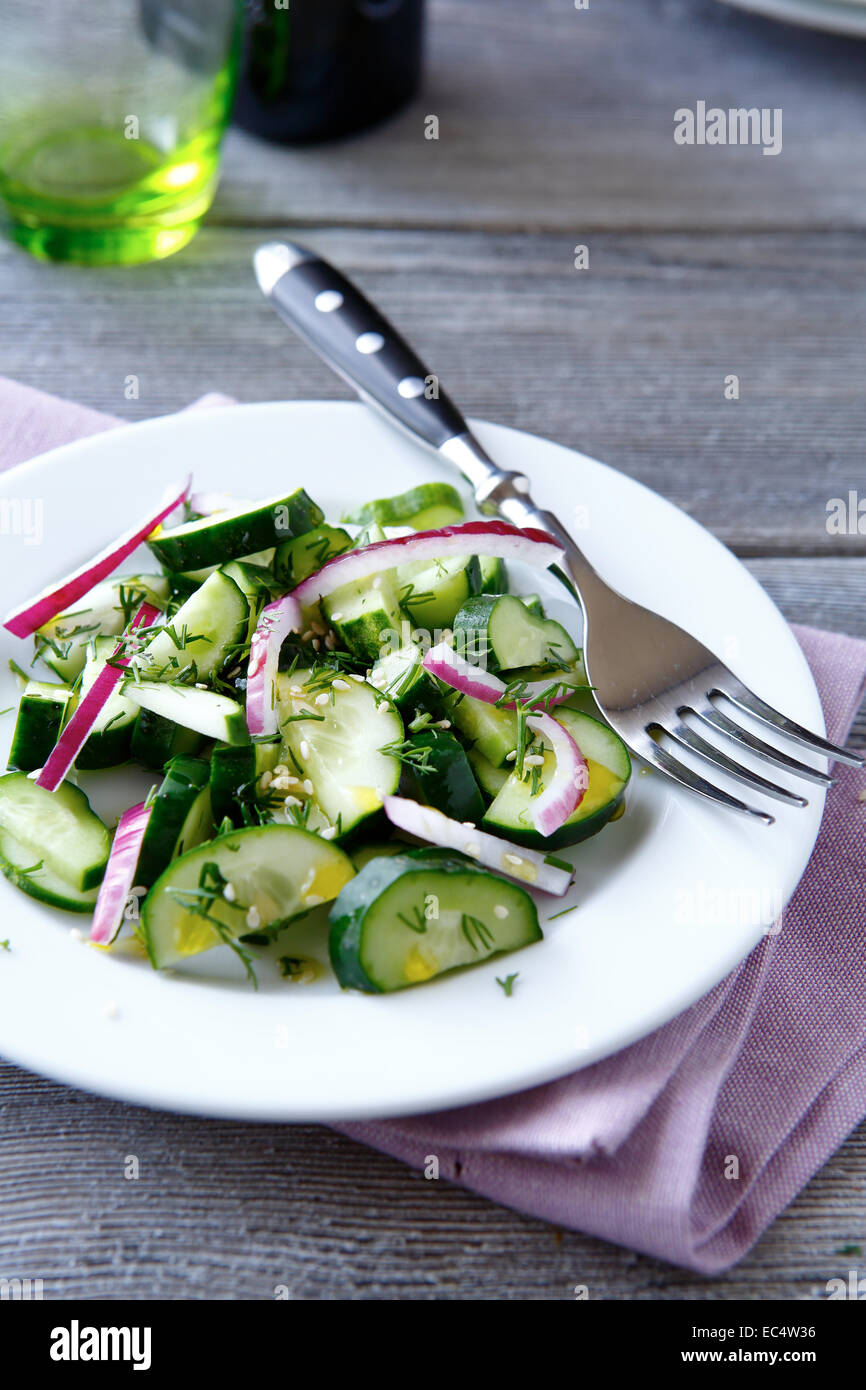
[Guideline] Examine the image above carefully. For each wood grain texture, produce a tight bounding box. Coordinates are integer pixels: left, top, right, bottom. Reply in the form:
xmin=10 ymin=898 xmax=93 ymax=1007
xmin=213 ymin=0 xmax=866 ymax=233
xmin=1 ymin=225 xmax=864 ymax=557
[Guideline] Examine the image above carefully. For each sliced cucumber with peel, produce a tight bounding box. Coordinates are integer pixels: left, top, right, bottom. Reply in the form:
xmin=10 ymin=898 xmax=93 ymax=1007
xmin=342 ymin=482 xmax=464 ymax=532
xmin=369 ymin=642 xmax=442 ymax=713
xmin=483 ymin=709 xmax=631 ymax=849
xmin=445 ymin=690 xmax=518 ymax=767
xmin=328 ymin=849 xmax=541 ymax=993
xmin=134 ymin=570 xmax=248 ymax=684
xmin=147 ymin=489 xmax=324 ymax=571
xmin=136 ymin=756 xmax=213 ymax=888
xmin=405 ymin=728 xmax=486 ymax=824
xmin=0 ymin=773 xmax=110 ymax=892
xmin=276 ymin=668 xmax=402 ymax=837
xmin=130 ymin=708 xmax=203 ymax=770
xmin=34 ymin=574 xmax=169 ymax=683
xmin=453 ymin=593 xmax=579 ymax=673
xmin=0 ymin=826 xmax=100 ymax=913
xmin=210 ymin=738 xmax=281 ymax=825
xmin=123 ymin=680 xmax=250 ymax=745
xmin=398 ymin=554 xmax=481 ymax=631
xmin=322 ymin=571 xmax=404 ymax=664
xmin=273 ymin=525 xmax=351 ymax=589
xmin=141 ymin=824 xmax=355 ymax=969
xmin=8 ymin=680 xmax=73 ymax=773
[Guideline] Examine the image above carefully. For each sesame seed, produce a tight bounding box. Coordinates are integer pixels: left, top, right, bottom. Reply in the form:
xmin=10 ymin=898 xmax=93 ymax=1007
xmin=305 ymin=893 xmax=325 ymax=907
xmin=195 ymin=682 xmax=208 ymax=690
xmin=290 ymin=684 xmax=302 ymax=695
xmin=315 ymin=692 xmax=330 ymax=707
xmin=300 ymin=740 xmax=311 ymax=759
xmin=245 ymin=905 xmax=261 ymax=929
xmin=350 ymin=673 xmax=365 ymax=682
xmin=271 ymin=776 xmax=290 ymax=791
xmin=524 ymin=754 xmax=545 ymax=766
xmin=69 ymin=928 xmax=85 ymax=943
xmin=325 ymin=634 xmax=336 ymax=650
xmin=311 ymin=621 xmax=326 ymax=636
xmin=302 ymin=780 xmax=314 ymax=795
xmin=378 ymin=701 xmax=391 ymax=713
xmin=312 ymin=638 xmax=321 ymax=650
xmin=332 ymin=678 xmax=350 ymax=690
xmin=320 ymin=826 xmax=337 ymax=840
xmin=284 ymin=776 xmax=299 ymax=787
xmin=260 ymin=770 xmax=273 ymax=789
xmin=284 ymin=796 xmax=301 ymax=808
xmin=465 ymin=842 xmax=481 ymax=857
xmin=462 ymin=821 xmax=475 ymax=829
xmin=372 ymin=576 xmax=382 ymax=589
xmin=506 ymin=751 xmax=517 ymax=762
xmin=223 ymin=883 xmax=237 ymax=902
xmin=505 ymin=853 xmax=524 ymax=866
xmin=301 ymin=630 xmax=314 ymax=643
xmin=329 ymin=612 xmax=344 ymax=623
xmin=273 ymin=765 xmax=288 ymax=777
xmin=493 ymin=905 xmax=509 ymax=919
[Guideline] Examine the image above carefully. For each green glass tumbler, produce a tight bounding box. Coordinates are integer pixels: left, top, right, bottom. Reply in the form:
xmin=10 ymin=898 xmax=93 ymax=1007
xmin=0 ymin=0 xmax=240 ymax=265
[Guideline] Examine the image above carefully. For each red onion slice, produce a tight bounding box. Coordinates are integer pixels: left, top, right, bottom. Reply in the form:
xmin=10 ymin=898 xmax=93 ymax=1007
xmin=4 ymin=479 xmax=189 ymax=639
xmin=35 ymin=602 xmax=160 ymax=792
xmin=292 ymin=520 xmax=562 ymax=607
xmin=422 ymin=642 xmax=576 ymax=710
xmin=245 ymin=594 xmax=303 ymax=738
xmin=90 ymin=801 xmax=152 ymax=946
xmin=383 ymin=796 xmax=572 ymax=895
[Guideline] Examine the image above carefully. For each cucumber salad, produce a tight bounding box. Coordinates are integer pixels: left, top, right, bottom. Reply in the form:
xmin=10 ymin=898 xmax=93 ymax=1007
xmin=0 ymin=478 xmax=631 ymax=993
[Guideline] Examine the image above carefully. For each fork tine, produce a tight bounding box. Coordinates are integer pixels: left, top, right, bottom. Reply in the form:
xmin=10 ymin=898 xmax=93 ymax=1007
xmin=645 ymin=742 xmax=775 ymax=825
xmin=691 ymin=705 xmax=835 ymax=787
xmin=666 ymin=721 xmax=807 ymax=807
xmin=715 ymin=682 xmax=864 ymax=769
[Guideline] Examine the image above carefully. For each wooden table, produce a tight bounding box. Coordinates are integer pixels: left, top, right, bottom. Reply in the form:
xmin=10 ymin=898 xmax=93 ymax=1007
xmin=1 ymin=0 xmax=864 ymax=1300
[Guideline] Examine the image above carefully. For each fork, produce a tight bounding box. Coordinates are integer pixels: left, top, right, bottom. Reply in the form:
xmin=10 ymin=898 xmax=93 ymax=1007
xmin=253 ymin=240 xmax=863 ymax=825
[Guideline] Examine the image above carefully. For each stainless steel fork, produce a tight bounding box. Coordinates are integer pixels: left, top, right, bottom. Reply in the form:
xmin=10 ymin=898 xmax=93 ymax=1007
xmin=253 ymin=240 xmax=863 ymax=825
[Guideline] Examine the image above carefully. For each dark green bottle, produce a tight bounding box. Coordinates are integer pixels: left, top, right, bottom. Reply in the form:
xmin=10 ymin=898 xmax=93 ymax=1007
xmin=234 ymin=0 xmax=425 ymax=145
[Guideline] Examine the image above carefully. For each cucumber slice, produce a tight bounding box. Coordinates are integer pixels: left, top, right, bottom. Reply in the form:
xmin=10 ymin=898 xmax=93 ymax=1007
xmin=329 ymin=850 xmax=541 ymax=992
xmin=276 ymin=668 xmax=402 ymax=837
xmin=141 ymin=824 xmax=355 ymax=969
xmin=273 ymin=525 xmax=351 ymax=589
xmin=0 ymin=773 xmax=110 ymax=891
xmin=147 ymin=489 xmax=324 ymax=571
xmin=209 ymin=739 xmax=281 ymax=824
xmin=123 ymin=681 xmax=250 ymax=746
xmin=134 ymin=571 xmax=248 ymax=684
xmin=369 ymin=642 xmax=442 ymax=713
xmin=483 ymin=709 xmax=631 ymax=849
xmin=0 ymin=826 xmax=100 ymax=913
xmin=468 ymin=747 xmax=509 ymax=800
xmin=478 ymin=556 xmax=508 ymax=594
xmin=75 ymin=636 xmax=140 ymax=770
xmin=520 ymin=594 xmax=543 ymax=617
xmin=170 ymin=549 xmax=276 ymax=596
xmin=349 ymin=840 xmax=406 ymax=872
xmin=342 ymin=482 xmax=464 ymax=532
xmin=453 ymin=594 xmax=579 ymax=673
xmin=33 ymin=574 xmax=170 ymax=683
xmin=136 ymin=756 xmax=213 ymax=887
xmin=397 ymin=554 xmax=482 ymax=631
xmin=323 ymin=572 xmax=404 ymax=664
xmin=130 ymin=708 xmax=203 ymax=770
xmin=8 ymin=680 xmax=74 ymax=772
xmin=219 ymin=561 xmax=273 ymax=645
xmin=405 ymin=728 xmax=486 ymax=824
xmin=445 ymin=690 xmax=518 ymax=767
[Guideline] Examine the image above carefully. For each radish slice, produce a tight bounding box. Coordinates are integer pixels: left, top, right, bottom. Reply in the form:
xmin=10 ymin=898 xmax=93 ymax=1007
xmin=246 ymin=594 xmax=303 ymax=738
xmin=384 ymin=796 xmax=572 ymax=896
xmin=90 ymin=801 xmax=151 ymax=946
xmin=423 ymin=642 xmax=575 ymax=710
xmin=35 ymin=602 xmax=160 ymax=792
xmin=525 ymin=709 xmax=588 ymax=837
xmin=292 ymin=520 xmax=562 ymax=607
xmin=422 ymin=643 xmax=588 ymax=834
xmin=3 ymin=479 xmax=190 ymax=639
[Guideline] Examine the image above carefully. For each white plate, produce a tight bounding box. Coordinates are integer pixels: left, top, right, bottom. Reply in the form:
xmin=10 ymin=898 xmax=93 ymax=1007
xmin=718 ymin=0 xmax=866 ymax=38
xmin=0 ymin=402 xmax=823 ymax=1121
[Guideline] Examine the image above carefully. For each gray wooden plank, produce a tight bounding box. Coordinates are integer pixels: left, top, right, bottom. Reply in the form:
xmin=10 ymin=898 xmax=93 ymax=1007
xmin=1 ymin=226 xmax=863 ymax=556
xmin=0 ymin=558 xmax=861 ymax=1302
xmin=213 ymin=0 xmax=866 ymax=233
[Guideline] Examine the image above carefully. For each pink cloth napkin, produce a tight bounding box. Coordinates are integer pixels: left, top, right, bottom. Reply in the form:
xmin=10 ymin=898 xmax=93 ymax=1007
xmin=2 ymin=377 xmax=865 ymax=1274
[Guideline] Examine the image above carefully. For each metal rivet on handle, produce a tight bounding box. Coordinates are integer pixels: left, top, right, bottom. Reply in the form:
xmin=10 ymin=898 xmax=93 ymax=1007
xmin=398 ymin=376 xmax=426 ymax=399
xmin=315 ymin=290 xmax=344 ymax=313
xmin=356 ymin=331 xmax=385 ymax=355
